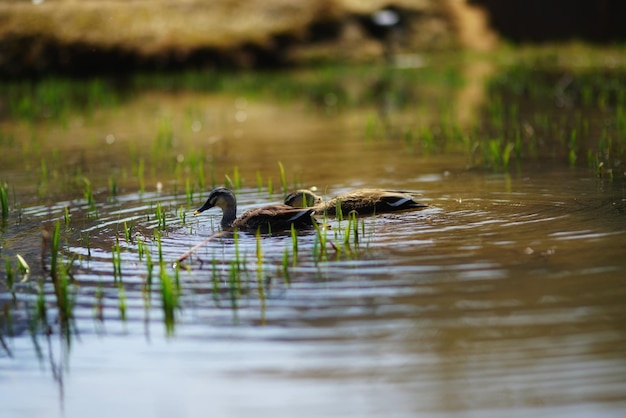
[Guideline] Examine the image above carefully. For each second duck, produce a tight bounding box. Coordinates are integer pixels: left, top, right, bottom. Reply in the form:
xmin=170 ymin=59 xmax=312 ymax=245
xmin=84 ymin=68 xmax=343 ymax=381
xmin=284 ymin=188 xmax=427 ymax=215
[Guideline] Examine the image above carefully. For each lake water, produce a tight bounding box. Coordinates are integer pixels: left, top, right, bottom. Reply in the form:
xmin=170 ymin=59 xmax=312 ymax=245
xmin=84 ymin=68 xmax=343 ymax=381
xmin=1 ymin=56 xmax=626 ymax=417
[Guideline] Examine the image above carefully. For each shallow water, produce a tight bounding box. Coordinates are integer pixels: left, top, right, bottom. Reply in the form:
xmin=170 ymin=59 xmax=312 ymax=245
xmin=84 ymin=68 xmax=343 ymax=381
xmin=1 ymin=59 xmax=626 ymax=417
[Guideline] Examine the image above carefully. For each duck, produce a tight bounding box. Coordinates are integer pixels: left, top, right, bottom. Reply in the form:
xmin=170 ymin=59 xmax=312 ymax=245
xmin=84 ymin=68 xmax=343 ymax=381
xmin=284 ymin=188 xmax=427 ymax=215
xmin=195 ymin=187 xmax=317 ymax=232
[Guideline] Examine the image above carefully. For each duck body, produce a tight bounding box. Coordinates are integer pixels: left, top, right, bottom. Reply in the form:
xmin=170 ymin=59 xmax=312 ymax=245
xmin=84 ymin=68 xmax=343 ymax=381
xmin=195 ymin=187 xmax=317 ymax=232
xmin=284 ymin=188 xmax=427 ymax=215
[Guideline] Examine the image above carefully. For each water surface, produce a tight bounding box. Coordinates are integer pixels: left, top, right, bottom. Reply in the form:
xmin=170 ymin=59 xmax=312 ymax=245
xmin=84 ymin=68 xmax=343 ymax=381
xmin=1 ymin=58 xmax=626 ymax=418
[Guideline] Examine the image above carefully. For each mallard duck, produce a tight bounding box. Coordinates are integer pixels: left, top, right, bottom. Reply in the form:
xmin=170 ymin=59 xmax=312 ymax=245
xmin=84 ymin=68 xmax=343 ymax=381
xmin=284 ymin=188 xmax=427 ymax=215
xmin=195 ymin=187 xmax=317 ymax=232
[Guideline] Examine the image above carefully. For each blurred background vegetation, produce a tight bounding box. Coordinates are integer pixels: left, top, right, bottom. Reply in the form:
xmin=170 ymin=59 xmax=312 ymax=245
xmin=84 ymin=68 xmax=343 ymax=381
xmin=0 ymin=0 xmax=623 ymax=77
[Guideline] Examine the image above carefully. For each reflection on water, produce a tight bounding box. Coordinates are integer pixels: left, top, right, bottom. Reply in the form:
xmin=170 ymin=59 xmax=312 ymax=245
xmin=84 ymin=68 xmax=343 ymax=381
xmin=1 ymin=58 xmax=626 ymax=417
xmin=3 ymin=170 xmax=625 ymax=417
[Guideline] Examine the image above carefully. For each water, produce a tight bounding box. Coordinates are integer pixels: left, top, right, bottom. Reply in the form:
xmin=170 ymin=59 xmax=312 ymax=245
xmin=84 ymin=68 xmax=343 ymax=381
xmin=1 ymin=59 xmax=626 ymax=417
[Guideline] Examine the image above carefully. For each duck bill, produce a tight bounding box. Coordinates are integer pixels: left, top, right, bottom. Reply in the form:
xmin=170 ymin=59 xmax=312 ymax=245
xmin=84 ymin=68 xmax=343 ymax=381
xmin=194 ymin=201 xmax=213 ymax=215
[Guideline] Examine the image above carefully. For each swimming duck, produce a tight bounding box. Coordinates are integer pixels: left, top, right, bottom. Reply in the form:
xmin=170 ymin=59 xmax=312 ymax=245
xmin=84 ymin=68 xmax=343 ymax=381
xmin=195 ymin=187 xmax=317 ymax=232
xmin=284 ymin=188 xmax=427 ymax=215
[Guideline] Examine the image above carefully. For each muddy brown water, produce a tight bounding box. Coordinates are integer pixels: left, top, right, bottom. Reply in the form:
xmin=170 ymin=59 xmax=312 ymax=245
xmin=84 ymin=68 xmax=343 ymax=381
xmin=1 ymin=66 xmax=626 ymax=418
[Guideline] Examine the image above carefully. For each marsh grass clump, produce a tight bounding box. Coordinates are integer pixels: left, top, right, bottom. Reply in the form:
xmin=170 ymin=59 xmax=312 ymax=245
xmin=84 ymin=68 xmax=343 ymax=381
xmin=483 ymin=64 xmax=626 ymax=174
xmin=343 ymin=211 xmax=361 ymax=257
xmin=483 ymin=139 xmax=515 ymax=171
xmin=312 ymin=221 xmax=329 ymax=263
xmin=44 ymin=221 xmax=76 ymax=340
xmin=159 ymin=263 xmax=177 ymax=335
xmin=1 ymin=77 xmax=121 ymax=122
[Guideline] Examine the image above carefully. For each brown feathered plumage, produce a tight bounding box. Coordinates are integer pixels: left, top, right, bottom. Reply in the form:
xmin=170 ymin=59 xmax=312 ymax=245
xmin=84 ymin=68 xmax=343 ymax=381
xmin=195 ymin=187 xmax=317 ymax=232
xmin=284 ymin=188 xmax=427 ymax=215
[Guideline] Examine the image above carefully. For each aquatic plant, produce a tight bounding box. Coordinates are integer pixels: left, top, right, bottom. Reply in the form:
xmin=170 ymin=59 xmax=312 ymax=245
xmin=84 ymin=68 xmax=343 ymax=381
xmin=255 ymin=230 xmax=266 ymax=319
xmin=123 ymin=220 xmax=133 ymax=243
xmin=34 ymin=279 xmax=49 ymax=337
xmin=484 ymin=139 xmax=515 ymax=171
xmin=278 ymin=161 xmax=287 ymax=195
xmin=63 ymin=206 xmax=71 ymax=228
xmin=267 ymin=177 xmax=274 ymax=195
xmin=137 ymin=158 xmax=145 ymax=195
xmin=82 ymin=177 xmax=97 ymax=217
xmin=118 ymin=282 xmax=127 ymax=321
xmin=112 ymin=238 xmax=122 ymax=282
xmin=0 ymin=181 xmax=8 ymax=221
xmin=256 ymin=171 xmax=263 ymax=192
xmin=108 ymin=175 xmax=118 ymax=200
xmin=5 ymin=257 xmax=13 ymax=294
xmin=341 ymin=211 xmax=359 ymax=257
xmin=224 ymin=166 xmax=242 ymax=190
xmin=155 ymin=202 xmax=167 ymax=231
xmin=312 ymin=221 xmax=329 ymax=263
xmin=185 ymin=178 xmax=193 ymax=206
xmin=47 ymin=221 xmax=76 ymax=336
xmin=159 ymin=262 xmax=177 ymax=335
xmin=569 ymin=128 xmax=578 ymax=166
xmin=154 ymin=117 xmax=174 ymax=153
xmin=16 ymin=254 xmax=30 ymax=276
xmin=80 ymin=231 xmax=91 ymax=258
xmin=178 ymin=206 xmax=186 ymax=225
xmin=144 ymin=241 xmax=154 ymax=293
xmin=143 ymin=231 xmax=176 ymax=334
xmin=227 ymin=260 xmax=240 ymax=311
xmin=49 ymin=221 xmax=61 ymax=279
xmin=290 ymin=223 xmax=298 ymax=265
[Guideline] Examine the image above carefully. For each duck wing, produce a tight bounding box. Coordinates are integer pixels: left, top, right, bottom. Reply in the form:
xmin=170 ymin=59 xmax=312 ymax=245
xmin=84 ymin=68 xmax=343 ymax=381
xmin=234 ymin=205 xmax=317 ymax=232
xmin=379 ymin=194 xmax=428 ymax=210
